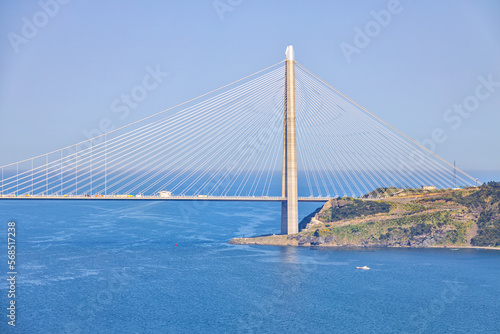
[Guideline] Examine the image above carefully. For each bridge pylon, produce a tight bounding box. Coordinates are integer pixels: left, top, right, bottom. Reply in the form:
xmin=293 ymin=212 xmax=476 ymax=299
xmin=281 ymin=45 xmax=298 ymax=235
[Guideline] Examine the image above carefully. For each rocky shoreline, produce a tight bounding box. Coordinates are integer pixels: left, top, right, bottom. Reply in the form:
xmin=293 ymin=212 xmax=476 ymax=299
xmin=229 ymin=235 xmax=500 ymax=250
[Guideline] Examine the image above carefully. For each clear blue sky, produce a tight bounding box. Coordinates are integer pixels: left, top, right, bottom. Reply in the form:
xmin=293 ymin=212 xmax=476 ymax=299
xmin=1 ymin=0 xmax=499 ymax=173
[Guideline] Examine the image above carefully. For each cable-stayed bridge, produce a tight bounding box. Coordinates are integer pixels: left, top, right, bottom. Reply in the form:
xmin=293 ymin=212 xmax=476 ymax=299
xmin=0 ymin=46 xmax=478 ymax=234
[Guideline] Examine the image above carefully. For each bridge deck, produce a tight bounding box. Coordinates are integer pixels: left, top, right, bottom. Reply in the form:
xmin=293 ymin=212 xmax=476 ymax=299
xmin=0 ymin=195 xmax=330 ymax=202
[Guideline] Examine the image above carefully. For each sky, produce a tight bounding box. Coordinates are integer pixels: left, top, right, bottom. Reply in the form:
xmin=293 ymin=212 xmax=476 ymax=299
xmin=1 ymin=0 xmax=499 ymax=176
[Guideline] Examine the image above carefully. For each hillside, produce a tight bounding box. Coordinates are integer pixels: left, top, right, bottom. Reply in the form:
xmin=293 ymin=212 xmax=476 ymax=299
xmin=230 ymin=182 xmax=500 ymax=249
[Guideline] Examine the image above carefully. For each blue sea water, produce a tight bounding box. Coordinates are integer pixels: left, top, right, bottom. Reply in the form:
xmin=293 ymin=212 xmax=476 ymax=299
xmin=0 ymin=200 xmax=499 ymax=334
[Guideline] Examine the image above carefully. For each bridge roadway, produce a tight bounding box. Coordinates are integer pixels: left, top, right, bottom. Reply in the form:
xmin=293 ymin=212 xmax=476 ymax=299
xmin=0 ymin=195 xmax=331 ymax=202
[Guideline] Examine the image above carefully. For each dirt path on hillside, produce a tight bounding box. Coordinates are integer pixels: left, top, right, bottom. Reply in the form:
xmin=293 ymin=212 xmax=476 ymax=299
xmin=467 ymin=222 xmax=478 ymax=246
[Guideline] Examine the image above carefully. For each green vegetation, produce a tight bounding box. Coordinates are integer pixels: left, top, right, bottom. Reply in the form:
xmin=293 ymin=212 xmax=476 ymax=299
xmin=452 ymin=181 xmax=500 ymax=208
xmin=468 ymin=182 xmax=500 ymax=246
xmin=300 ymin=183 xmax=500 ymax=248
xmin=361 ymin=186 xmax=448 ymax=199
xmin=318 ymin=197 xmax=391 ymax=222
xmin=472 ymin=212 xmax=500 ymax=246
xmin=392 ymin=211 xmax=453 ymax=227
xmin=443 ymin=182 xmax=500 ymax=247
xmin=396 ymin=203 xmax=427 ymax=214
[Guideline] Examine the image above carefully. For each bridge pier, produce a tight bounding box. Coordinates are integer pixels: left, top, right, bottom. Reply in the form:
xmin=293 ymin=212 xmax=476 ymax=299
xmin=281 ymin=201 xmax=288 ymax=234
xmin=281 ymin=46 xmax=298 ymax=235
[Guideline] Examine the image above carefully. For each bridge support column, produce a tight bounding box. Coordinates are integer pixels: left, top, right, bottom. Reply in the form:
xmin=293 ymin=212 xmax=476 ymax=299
xmin=281 ymin=46 xmax=298 ymax=235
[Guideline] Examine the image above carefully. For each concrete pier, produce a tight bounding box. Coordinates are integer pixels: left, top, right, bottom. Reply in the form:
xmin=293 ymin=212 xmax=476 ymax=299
xmin=281 ymin=46 xmax=298 ymax=235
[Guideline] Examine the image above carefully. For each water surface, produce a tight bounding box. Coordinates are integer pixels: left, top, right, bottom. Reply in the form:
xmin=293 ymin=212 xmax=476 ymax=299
xmin=0 ymin=200 xmax=499 ymax=333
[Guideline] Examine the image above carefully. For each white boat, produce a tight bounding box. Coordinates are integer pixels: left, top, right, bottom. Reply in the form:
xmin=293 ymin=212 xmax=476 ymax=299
xmin=356 ymin=266 xmax=370 ymax=270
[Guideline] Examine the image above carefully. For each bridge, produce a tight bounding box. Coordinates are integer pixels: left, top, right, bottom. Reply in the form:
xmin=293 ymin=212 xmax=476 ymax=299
xmin=0 ymin=195 xmax=331 ymax=202
xmin=0 ymin=46 xmax=478 ymax=234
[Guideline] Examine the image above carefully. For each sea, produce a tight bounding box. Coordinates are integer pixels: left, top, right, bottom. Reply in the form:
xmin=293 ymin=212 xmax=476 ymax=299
xmin=0 ymin=198 xmax=499 ymax=334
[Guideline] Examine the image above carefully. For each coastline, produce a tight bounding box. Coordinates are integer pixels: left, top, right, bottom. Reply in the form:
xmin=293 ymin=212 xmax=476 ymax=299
xmin=229 ymin=236 xmax=500 ymax=251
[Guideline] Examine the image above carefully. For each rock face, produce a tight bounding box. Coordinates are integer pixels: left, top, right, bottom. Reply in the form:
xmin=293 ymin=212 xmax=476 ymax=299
xmin=230 ymin=227 xmax=450 ymax=248
xmin=230 ymin=184 xmax=500 ymax=249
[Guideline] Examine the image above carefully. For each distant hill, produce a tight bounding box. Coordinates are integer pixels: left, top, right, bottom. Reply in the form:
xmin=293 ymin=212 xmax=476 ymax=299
xmin=230 ymin=182 xmax=500 ymax=249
